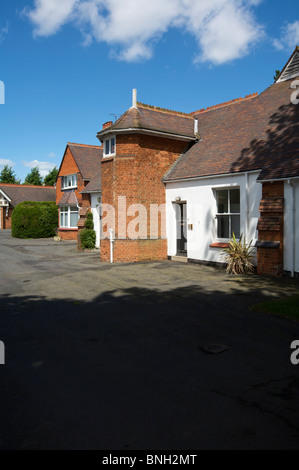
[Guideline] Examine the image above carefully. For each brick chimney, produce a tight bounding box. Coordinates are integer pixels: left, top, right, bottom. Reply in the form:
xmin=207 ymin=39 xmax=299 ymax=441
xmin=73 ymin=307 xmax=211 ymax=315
xmin=103 ymin=121 xmax=113 ymax=130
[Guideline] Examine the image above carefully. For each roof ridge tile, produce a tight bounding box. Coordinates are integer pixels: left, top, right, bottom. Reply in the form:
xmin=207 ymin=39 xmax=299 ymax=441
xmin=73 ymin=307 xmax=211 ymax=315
xmin=191 ymin=92 xmax=258 ymax=115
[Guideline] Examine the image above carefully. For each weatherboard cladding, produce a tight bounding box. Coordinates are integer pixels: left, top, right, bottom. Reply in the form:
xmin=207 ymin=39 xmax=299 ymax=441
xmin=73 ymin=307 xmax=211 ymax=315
xmin=165 ymin=77 xmax=299 ymax=182
xmin=0 ymin=184 xmax=56 ymax=207
xmin=278 ymin=46 xmax=299 ymax=82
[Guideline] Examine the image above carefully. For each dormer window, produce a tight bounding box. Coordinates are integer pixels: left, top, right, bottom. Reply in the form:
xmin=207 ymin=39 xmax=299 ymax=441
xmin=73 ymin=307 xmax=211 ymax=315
xmin=61 ymin=174 xmax=77 ymax=190
xmin=104 ymin=136 xmax=116 ymax=157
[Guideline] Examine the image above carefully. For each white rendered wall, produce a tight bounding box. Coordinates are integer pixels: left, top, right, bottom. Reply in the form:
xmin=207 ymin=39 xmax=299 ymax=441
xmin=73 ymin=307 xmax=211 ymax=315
xmin=90 ymin=193 xmax=101 ymax=248
xmin=284 ymin=181 xmax=299 ymax=274
xmin=166 ymin=172 xmax=262 ymax=264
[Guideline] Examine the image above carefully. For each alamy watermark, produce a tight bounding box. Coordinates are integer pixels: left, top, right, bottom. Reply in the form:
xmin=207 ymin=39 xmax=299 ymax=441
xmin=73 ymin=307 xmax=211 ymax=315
xmin=290 ymin=80 xmax=299 ymax=105
xmin=0 ymin=80 xmax=5 ymax=104
xmin=0 ymin=341 xmax=5 ymax=365
xmin=290 ymin=340 xmax=299 ymax=365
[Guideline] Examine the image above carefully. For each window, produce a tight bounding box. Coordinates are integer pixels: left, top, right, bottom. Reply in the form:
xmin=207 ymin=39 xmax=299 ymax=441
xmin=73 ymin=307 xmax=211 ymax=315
xmin=60 ymin=206 xmax=79 ymax=228
xmin=61 ymin=174 xmax=77 ymax=190
xmin=215 ymin=188 xmax=240 ymax=238
xmin=103 ymin=136 xmax=116 ymax=157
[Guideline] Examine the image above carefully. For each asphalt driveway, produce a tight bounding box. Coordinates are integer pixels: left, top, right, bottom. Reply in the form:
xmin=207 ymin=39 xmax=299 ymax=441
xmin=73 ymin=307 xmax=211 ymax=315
xmin=0 ymin=230 xmax=299 ymax=449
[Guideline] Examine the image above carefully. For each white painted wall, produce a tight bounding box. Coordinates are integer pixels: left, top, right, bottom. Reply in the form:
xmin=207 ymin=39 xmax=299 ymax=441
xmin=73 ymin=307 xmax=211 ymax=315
xmin=284 ymin=181 xmax=299 ymax=274
xmin=90 ymin=193 xmax=101 ymax=248
xmin=166 ymin=172 xmax=262 ymax=264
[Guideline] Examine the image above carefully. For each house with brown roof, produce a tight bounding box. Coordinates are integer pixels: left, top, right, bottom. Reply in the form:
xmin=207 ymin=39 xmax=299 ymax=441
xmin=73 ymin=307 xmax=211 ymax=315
xmin=0 ymin=184 xmax=56 ymax=230
xmin=56 ymin=142 xmax=102 ymax=244
xmin=95 ymin=46 xmax=299 ymax=276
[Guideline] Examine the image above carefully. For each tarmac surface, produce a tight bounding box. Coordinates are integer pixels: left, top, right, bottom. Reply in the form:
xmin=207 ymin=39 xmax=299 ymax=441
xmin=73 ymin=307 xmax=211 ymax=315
xmin=0 ymin=230 xmax=299 ymax=449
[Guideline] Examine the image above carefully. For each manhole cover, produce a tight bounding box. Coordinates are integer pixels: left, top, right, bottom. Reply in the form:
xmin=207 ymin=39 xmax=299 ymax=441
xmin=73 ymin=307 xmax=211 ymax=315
xmin=200 ymin=343 xmax=230 ymax=354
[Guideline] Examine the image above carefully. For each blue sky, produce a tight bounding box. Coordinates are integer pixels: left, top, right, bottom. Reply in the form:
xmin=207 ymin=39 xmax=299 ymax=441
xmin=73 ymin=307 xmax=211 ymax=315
xmin=0 ymin=0 xmax=298 ymax=182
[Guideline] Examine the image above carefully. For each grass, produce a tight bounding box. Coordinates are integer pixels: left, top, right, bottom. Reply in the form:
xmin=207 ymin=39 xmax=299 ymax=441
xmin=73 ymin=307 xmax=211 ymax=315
xmin=251 ymin=296 xmax=299 ymax=321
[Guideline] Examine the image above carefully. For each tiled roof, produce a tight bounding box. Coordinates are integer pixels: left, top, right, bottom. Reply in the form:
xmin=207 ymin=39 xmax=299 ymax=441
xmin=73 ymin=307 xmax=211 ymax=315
xmin=97 ymin=105 xmax=195 ymax=140
xmin=165 ymin=76 xmax=299 ymax=182
xmin=67 ymin=143 xmax=103 ymax=181
xmin=57 ymin=190 xmax=78 ymax=206
xmin=0 ymin=184 xmax=56 ymax=207
xmin=81 ymin=169 xmax=101 ymax=193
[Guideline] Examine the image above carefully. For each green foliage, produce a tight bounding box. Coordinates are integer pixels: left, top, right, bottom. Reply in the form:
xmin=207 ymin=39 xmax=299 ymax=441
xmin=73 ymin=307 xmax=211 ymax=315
xmin=80 ymin=228 xmax=96 ymax=249
xmin=12 ymin=201 xmax=58 ymax=239
xmin=273 ymin=69 xmax=281 ymax=82
xmin=221 ymin=233 xmax=255 ymax=275
xmin=84 ymin=211 xmax=94 ymax=229
xmin=251 ymin=296 xmax=299 ymax=321
xmin=44 ymin=167 xmax=58 ymax=186
xmin=24 ymin=167 xmax=43 ymax=186
xmin=0 ymin=165 xmax=20 ymax=184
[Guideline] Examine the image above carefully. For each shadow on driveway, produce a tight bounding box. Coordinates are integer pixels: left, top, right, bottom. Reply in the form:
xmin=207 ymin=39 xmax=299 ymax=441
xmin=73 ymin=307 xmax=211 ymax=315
xmin=1 ymin=282 xmax=299 ymax=450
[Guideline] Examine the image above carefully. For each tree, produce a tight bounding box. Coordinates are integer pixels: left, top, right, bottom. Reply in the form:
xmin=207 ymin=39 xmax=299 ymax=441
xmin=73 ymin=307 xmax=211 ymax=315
xmin=44 ymin=166 xmax=58 ymax=186
xmin=273 ymin=70 xmax=281 ymax=82
xmin=24 ymin=166 xmax=43 ymax=186
xmin=0 ymin=165 xmax=20 ymax=184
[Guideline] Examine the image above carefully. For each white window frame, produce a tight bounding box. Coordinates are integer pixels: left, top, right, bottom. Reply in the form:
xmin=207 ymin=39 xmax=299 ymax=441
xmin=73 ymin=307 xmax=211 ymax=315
xmin=61 ymin=174 xmax=77 ymax=190
xmin=214 ymin=187 xmax=240 ymax=240
xmin=60 ymin=206 xmax=79 ymax=228
xmin=103 ymin=135 xmax=116 ymax=157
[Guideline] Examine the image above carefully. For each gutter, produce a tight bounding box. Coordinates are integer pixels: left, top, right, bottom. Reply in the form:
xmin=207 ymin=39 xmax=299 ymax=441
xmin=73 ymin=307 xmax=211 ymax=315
xmin=288 ymin=179 xmax=296 ymax=278
xmin=97 ymin=128 xmax=196 ymax=143
xmin=164 ymin=169 xmax=261 ymax=184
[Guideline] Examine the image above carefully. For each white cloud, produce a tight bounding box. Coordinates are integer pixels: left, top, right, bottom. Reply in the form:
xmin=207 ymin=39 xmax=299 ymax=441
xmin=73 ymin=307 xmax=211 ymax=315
xmin=24 ymin=0 xmax=264 ymax=64
xmin=0 ymin=158 xmax=14 ymax=167
xmin=0 ymin=21 xmax=9 ymax=43
xmin=22 ymin=160 xmax=56 ymax=177
xmin=48 ymin=152 xmax=56 ymax=158
xmin=274 ymin=21 xmax=299 ymax=51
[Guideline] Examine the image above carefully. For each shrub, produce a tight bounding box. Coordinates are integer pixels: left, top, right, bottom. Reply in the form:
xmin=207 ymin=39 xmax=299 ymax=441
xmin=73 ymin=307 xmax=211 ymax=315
xmin=80 ymin=228 xmax=96 ymax=249
xmin=12 ymin=201 xmax=58 ymax=239
xmin=221 ymin=233 xmax=255 ymax=275
xmin=84 ymin=213 xmax=94 ymax=229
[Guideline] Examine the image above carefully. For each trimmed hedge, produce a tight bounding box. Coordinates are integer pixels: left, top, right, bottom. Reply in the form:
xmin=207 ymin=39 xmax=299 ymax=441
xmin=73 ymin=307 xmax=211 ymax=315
xmin=12 ymin=201 xmax=58 ymax=239
xmin=80 ymin=211 xmax=96 ymax=249
xmin=80 ymin=228 xmax=96 ymax=249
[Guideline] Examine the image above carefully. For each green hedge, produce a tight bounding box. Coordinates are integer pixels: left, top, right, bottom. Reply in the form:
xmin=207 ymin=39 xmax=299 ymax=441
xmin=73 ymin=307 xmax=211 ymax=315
xmin=80 ymin=212 xmax=96 ymax=249
xmin=80 ymin=228 xmax=96 ymax=249
xmin=12 ymin=201 xmax=58 ymax=239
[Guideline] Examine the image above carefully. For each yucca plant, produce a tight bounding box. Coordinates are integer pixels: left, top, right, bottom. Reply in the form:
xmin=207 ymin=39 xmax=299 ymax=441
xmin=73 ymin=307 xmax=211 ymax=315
xmin=221 ymin=233 xmax=255 ymax=275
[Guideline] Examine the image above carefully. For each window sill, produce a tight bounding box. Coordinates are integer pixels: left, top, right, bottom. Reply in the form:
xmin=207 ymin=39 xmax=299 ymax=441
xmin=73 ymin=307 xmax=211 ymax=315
xmin=103 ymin=155 xmax=115 ymax=160
xmin=58 ymin=228 xmax=78 ymax=231
xmin=61 ymin=187 xmax=78 ymax=191
xmin=210 ymin=242 xmax=229 ymax=248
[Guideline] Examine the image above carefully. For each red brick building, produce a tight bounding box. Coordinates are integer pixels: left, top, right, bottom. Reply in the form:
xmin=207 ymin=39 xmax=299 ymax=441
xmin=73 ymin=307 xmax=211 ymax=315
xmin=0 ymin=184 xmax=56 ymax=230
xmin=56 ymin=142 xmax=102 ymax=240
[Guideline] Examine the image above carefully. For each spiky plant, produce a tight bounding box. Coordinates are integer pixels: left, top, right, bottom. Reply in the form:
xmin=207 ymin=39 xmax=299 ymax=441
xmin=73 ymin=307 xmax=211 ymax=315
xmin=221 ymin=233 xmax=255 ymax=275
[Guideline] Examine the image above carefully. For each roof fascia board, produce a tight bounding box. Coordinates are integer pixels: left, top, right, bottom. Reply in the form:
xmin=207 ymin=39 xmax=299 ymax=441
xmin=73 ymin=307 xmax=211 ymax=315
xmin=164 ymin=169 xmax=261 ymax=184
xmin=98 ymin=128 xmax=196 ymax=142
xmin=0 ymin=188 xmax=12 ymax=203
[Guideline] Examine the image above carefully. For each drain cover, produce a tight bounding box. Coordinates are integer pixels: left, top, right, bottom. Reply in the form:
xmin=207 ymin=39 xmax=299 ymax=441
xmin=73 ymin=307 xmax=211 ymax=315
xmin=200 ymin=343 xmax=230 ymax=354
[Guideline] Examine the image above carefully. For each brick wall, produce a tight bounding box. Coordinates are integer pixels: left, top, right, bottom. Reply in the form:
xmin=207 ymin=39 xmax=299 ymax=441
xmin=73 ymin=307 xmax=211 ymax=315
xmin=0 ymin=206 xmax=13 ymax=230
xmin=100 ymin=134 xmax=187 ymax=262
xmin=257 ymin=181 xmax=284 ymax=276
xmin=56 ymin=146 xmax=90 ymax=241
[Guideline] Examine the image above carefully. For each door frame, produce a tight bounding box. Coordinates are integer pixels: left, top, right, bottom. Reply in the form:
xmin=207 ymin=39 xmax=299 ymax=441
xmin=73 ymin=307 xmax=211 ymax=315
xmin=175 ymin=201 xmax=187 ymax=256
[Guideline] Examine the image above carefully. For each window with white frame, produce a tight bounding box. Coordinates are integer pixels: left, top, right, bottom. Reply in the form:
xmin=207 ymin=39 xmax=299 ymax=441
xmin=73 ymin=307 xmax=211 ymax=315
xmin=215 ymin=188 xmax=240 ymax=239
xmin=103 ymin=136 xmax=116 ymax=157
xmin=60 ymin=206 xmax=79 ymax=228
xmin=61 ymin=174 xmax=77 ymax=190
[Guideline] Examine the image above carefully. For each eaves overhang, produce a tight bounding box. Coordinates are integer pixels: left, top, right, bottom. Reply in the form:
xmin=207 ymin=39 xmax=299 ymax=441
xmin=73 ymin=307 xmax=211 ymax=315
xmin=97 ymin=127 xmax=196 ymax=143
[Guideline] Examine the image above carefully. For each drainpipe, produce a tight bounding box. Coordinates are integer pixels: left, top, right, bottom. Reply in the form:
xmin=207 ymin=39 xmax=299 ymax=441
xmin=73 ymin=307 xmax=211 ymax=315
xmin=244 ymin=172 xmax=249 ymax=241
xmin=109 ymin=228 xmax=114 ymax=263
xmin=288 ymin=180 xmax=296 ymax=277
